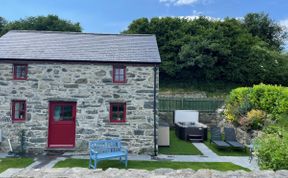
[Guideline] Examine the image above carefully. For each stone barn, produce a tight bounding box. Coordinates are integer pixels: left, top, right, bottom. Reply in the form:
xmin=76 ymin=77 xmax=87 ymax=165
xmin=0 ymin=30 xmax=160 ymax=154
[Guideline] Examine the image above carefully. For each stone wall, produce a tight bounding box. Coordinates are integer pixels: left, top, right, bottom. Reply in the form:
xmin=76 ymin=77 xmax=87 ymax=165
xmin=10 ymin=168 xmax=288 ymax=178
xmin=0 ymin=62 xmax=159 ymax=154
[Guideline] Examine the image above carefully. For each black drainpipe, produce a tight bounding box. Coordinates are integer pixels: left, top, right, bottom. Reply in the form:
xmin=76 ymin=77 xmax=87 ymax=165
xmin=153 ymin=65 xmax=158 ymax=157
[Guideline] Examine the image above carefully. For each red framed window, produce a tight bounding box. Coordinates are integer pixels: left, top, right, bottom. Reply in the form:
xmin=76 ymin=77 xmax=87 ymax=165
xmin=13 ymin=64 xmax=28 ymax=80
xmin=110 ymin=103 xmax=126 ymax=123
xmin=12 ymin=100 xmax=26 ymax=122
xmin=113 ymin=65 xmax=126 ymax=83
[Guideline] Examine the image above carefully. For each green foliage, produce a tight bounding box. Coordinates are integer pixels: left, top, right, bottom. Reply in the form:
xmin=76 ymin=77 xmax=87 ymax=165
xmin=246 ymin=109 xmax=267 ymax=130
xmin=124 ymin=13 xmax=288 ymax=85
xmin=0 ymin=15 xmax=81 ymax=36
xmin=0 ymin=17 xmax=7 ymax=33
xmin=160 ymin=80 xmax=242 ymax=98
xmin=255 ymin=125 xmax=288 ymax=170
xmin=244 ymin=13 xmax=287 ymax=51
xmin=224 ymin=84 xmax=288 ymax=128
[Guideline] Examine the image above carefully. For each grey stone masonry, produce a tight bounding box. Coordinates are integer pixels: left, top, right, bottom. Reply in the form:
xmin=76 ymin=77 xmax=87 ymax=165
xmin=0 ymin=63 xmax=159 ymax=154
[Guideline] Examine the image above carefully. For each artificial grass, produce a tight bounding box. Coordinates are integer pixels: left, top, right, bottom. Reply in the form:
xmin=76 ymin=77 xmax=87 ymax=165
xmin=0 ymin=158 xmax=34 ymax=173
xmin=54 ymin=159 xmax=250 ymax=171
xmin=204 ymin=132 xmax=250 ymax=156
xmin=158 ymin=130 xmax=202 ymax=155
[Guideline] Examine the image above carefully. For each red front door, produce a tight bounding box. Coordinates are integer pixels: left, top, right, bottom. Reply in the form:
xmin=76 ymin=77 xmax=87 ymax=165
xmin=48 ymin=101 xmax=77 ymax=148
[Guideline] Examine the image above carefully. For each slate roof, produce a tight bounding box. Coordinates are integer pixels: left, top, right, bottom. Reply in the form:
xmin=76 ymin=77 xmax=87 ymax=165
xmin=0 ymin=30 xmax=161 ymax=64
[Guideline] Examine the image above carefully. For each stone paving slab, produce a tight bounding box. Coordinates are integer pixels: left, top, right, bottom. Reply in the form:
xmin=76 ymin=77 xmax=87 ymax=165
xmin=0 ymin=168 xmax=23 ymax=178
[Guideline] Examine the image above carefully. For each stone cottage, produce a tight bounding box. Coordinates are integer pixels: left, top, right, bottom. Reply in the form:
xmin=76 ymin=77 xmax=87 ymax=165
xmin=0 ymin=30 xmax=161 ymax=154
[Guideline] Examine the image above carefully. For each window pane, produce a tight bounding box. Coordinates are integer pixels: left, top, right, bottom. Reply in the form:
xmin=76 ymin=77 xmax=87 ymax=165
xmin=119 ymin=105 xmax=124 ymax=112
xmin=115 ymin=75 xmax=121 ymax=81
xmin=119 ymin=113 xmax=124 ymax=121
xmin=119 ymin=68 xmax=124 ymax=75
xmin=112 ymin=105 xmax=118 ymax=112
xmin=112 ymin=113 xmax=118 ymax=120
xmin=15 ymin=109 xmax=20 ymax=119
xmin=15 ymin=102 xmax=20 ymax=111
xmin=115 ymin=68 xmax=120 ymax=75
xmin=14 ymin=102 xmax=25 ymax=120
xmin=54 ymin=106 xmax=61 ymax=121
xmin=19 ymin=111 xmax=25 ymax=119
xmin=16 ymin=66 xmax=27 ymax=78
xmin=63 ymin=105 xmax=73 ymax=120
xmin=119 ymin=75 xmax=124 ymax=81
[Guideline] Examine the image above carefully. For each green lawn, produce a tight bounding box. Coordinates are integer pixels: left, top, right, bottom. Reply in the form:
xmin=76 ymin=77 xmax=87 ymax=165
xmin=0 ymin=158 xmax=34 ymax=173
xmin=158 ymin=130 xmax=202 ymax=155
xmin=54 ymin=159 xmax=250 ymax=171
xmin=204 ymin=132 xmax=250 ymax=156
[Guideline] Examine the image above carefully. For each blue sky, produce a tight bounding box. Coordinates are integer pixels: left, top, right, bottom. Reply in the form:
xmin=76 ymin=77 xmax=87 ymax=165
xmin=1 ymin=0 xmax=288 ymax=33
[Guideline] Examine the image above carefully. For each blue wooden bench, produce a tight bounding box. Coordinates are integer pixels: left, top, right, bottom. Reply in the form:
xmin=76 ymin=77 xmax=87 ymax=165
xmin=89 ymin=139 xmax=128 ymax=169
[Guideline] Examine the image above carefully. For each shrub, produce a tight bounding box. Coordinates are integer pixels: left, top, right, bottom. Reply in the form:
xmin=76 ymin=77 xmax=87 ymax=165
xmin=254 ymin=125 xmax=288 ymax=170
xmin=246 ymin=109 xmax=267 ymax=130
xmin=224 ymin=84 xmax=288 ymax=126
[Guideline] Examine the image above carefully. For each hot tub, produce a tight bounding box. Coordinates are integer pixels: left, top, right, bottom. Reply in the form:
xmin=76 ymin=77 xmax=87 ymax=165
xmin=175 ymin=122 xmax=207 ymax=142
xmin=174 ymin=110 xmax=208 ymax=142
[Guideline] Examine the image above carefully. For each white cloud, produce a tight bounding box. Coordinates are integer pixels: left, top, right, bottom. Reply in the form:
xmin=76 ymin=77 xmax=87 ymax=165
xmin=279 ymin=18 xmax=288 ymax=30
xmin=160 ymin=0 xmax=200 ymax=6
xmin=178 ymin=15 xmax=221 ymax=21
xmin=279 ymin=18 xmax=288 ymax=50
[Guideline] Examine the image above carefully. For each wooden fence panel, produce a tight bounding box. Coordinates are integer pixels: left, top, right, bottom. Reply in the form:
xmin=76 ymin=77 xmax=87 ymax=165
xmin=159 ymin=97 xmax=224 ymax=112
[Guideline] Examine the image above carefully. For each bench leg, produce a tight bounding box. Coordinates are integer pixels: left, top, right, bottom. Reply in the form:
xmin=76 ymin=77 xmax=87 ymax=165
xmin=94 ymin=159 xmax=97 ymax=169
xmin=125 ymin=155 xmax=128 ymax=168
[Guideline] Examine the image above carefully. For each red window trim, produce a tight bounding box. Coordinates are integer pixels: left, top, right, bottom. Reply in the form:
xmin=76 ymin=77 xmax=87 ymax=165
xmin=112 ymin=65 xmax=126 ymax=83
xmin=109 ymin=102 xmax=126 ymax=123
xmin=13 ymin=64 xmax=28 ymax=80
xmin=11 ymin=100 xmax=27 ymax=123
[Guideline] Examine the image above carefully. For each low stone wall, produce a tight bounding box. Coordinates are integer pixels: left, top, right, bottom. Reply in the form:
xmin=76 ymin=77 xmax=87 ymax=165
xmin=12 ymin=168 xmax=288 ymax=178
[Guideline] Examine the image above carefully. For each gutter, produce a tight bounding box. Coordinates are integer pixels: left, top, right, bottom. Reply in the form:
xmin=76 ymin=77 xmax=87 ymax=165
xmin=153 ymin=65 xmax=158 ymax=156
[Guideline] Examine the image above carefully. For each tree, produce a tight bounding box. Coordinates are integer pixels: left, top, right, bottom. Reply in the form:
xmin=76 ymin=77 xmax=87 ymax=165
xmin=0 ymin=17 xmax=7 ymax=33
xmin=124 ymin=14 xmax=288 ymax=85
xmin=0 ymin=15 xmax=82 ymax=36
xmin=244 ymin=13 xmax=287 ymax=51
